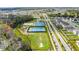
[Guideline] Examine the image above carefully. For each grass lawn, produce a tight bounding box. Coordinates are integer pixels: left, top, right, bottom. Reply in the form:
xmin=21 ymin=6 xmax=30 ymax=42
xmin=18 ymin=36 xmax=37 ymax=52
xmin=28 ymin=32 xmax=51 ymax=50
xmin=13 ymin=28 xmax=29 ymax=44
xmin=64 ymin=32 xmax=74 ymax=35
xmin=62 ymin=29 xmax=74 ymax=34
xmin=67 ymin=35 xmax=79 ymax=40
xmin=13 ymin=28 xmax=51 ymax=50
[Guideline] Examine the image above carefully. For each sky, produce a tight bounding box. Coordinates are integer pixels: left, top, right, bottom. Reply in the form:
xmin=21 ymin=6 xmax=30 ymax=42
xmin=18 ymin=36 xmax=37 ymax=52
xmin=0 ymin=0 xmax=78 ymax=7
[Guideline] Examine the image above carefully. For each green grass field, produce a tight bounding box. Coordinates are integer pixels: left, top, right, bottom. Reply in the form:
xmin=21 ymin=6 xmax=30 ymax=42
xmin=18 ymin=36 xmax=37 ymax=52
xmin=13 ymin=28 xmax=51 ymax=50
xmin=28 ymin=32 xmax=51 ymax=50
xmin=13 ymin=28 xmax=29 ymax=44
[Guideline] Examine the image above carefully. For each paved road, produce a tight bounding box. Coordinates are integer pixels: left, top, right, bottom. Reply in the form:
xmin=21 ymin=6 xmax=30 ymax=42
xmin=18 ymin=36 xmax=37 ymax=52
xmin=46 ymin=21 xmax=62 ymax=51
xmin=49 ymin=20 xmax=71 ymax=51
xmin=43 ymin=13 xmax=71 ymax=51
xmin=34 ymin=13 xmax=71 ymax=51
xmin=46 ymin=22 xmax=56 ymax=51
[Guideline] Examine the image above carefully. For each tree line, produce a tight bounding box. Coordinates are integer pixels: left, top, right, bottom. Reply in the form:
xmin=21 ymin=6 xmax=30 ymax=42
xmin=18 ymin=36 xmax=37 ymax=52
xmin=8 ymin=14 xmax=34 ymax=28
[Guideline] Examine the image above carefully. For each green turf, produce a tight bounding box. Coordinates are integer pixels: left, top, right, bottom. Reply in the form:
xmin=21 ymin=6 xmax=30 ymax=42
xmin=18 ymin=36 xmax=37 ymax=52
xmin=65 ymin=32 xmax=74 ymax=35
xmin=13 ymin=28 xmax=28 ymax=43
xmin=28 ymin=32 xmax=51 ymax=50
xmin=13 ymin=28 xmax=51 ymax=50
xmin=67 ymin=35 xmax=79 ymax=40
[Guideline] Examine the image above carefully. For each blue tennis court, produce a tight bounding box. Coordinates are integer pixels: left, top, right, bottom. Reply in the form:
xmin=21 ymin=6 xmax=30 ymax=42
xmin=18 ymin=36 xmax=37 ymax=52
xmin=28 ymin=27 xmax=46 ymax=32
xmin=34 ymin=22 xmax=45 ymax=26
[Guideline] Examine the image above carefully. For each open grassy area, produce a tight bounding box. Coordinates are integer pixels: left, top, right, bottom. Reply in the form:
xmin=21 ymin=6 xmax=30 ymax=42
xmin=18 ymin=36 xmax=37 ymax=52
xmin=67 ymin=35 xmax=79 ymax=40
xmin=13 ymin=28 xmax=51 ymax=50
xmin=13 ymin=28 xmax=29 ymax=44
xmin=64 ymin=32 xmax=74 ymax=35
xmin=28 ymin=32 xmax=51 ymax=50
xmin=62 ymin=29 xmax=74 ymax=34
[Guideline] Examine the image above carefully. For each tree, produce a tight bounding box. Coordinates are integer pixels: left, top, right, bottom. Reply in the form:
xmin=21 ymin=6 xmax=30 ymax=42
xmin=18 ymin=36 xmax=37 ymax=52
xmin=10 ymin=15 xmax=34 ymax=28
xmin=56 ymin=25 xmax=63 ymax=29
xmin=57 ymin=13 xmax=61 ymax=17
xmin=63 ymin=12 xmax=68 ymax=18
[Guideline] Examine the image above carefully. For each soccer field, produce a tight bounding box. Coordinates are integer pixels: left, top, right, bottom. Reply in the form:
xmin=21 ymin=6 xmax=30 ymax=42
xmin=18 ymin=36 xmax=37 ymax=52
xmin=28 ymin=32 xmax=51 ymax=50
xmin=13 ymin=28 xmax=51 ymax=51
